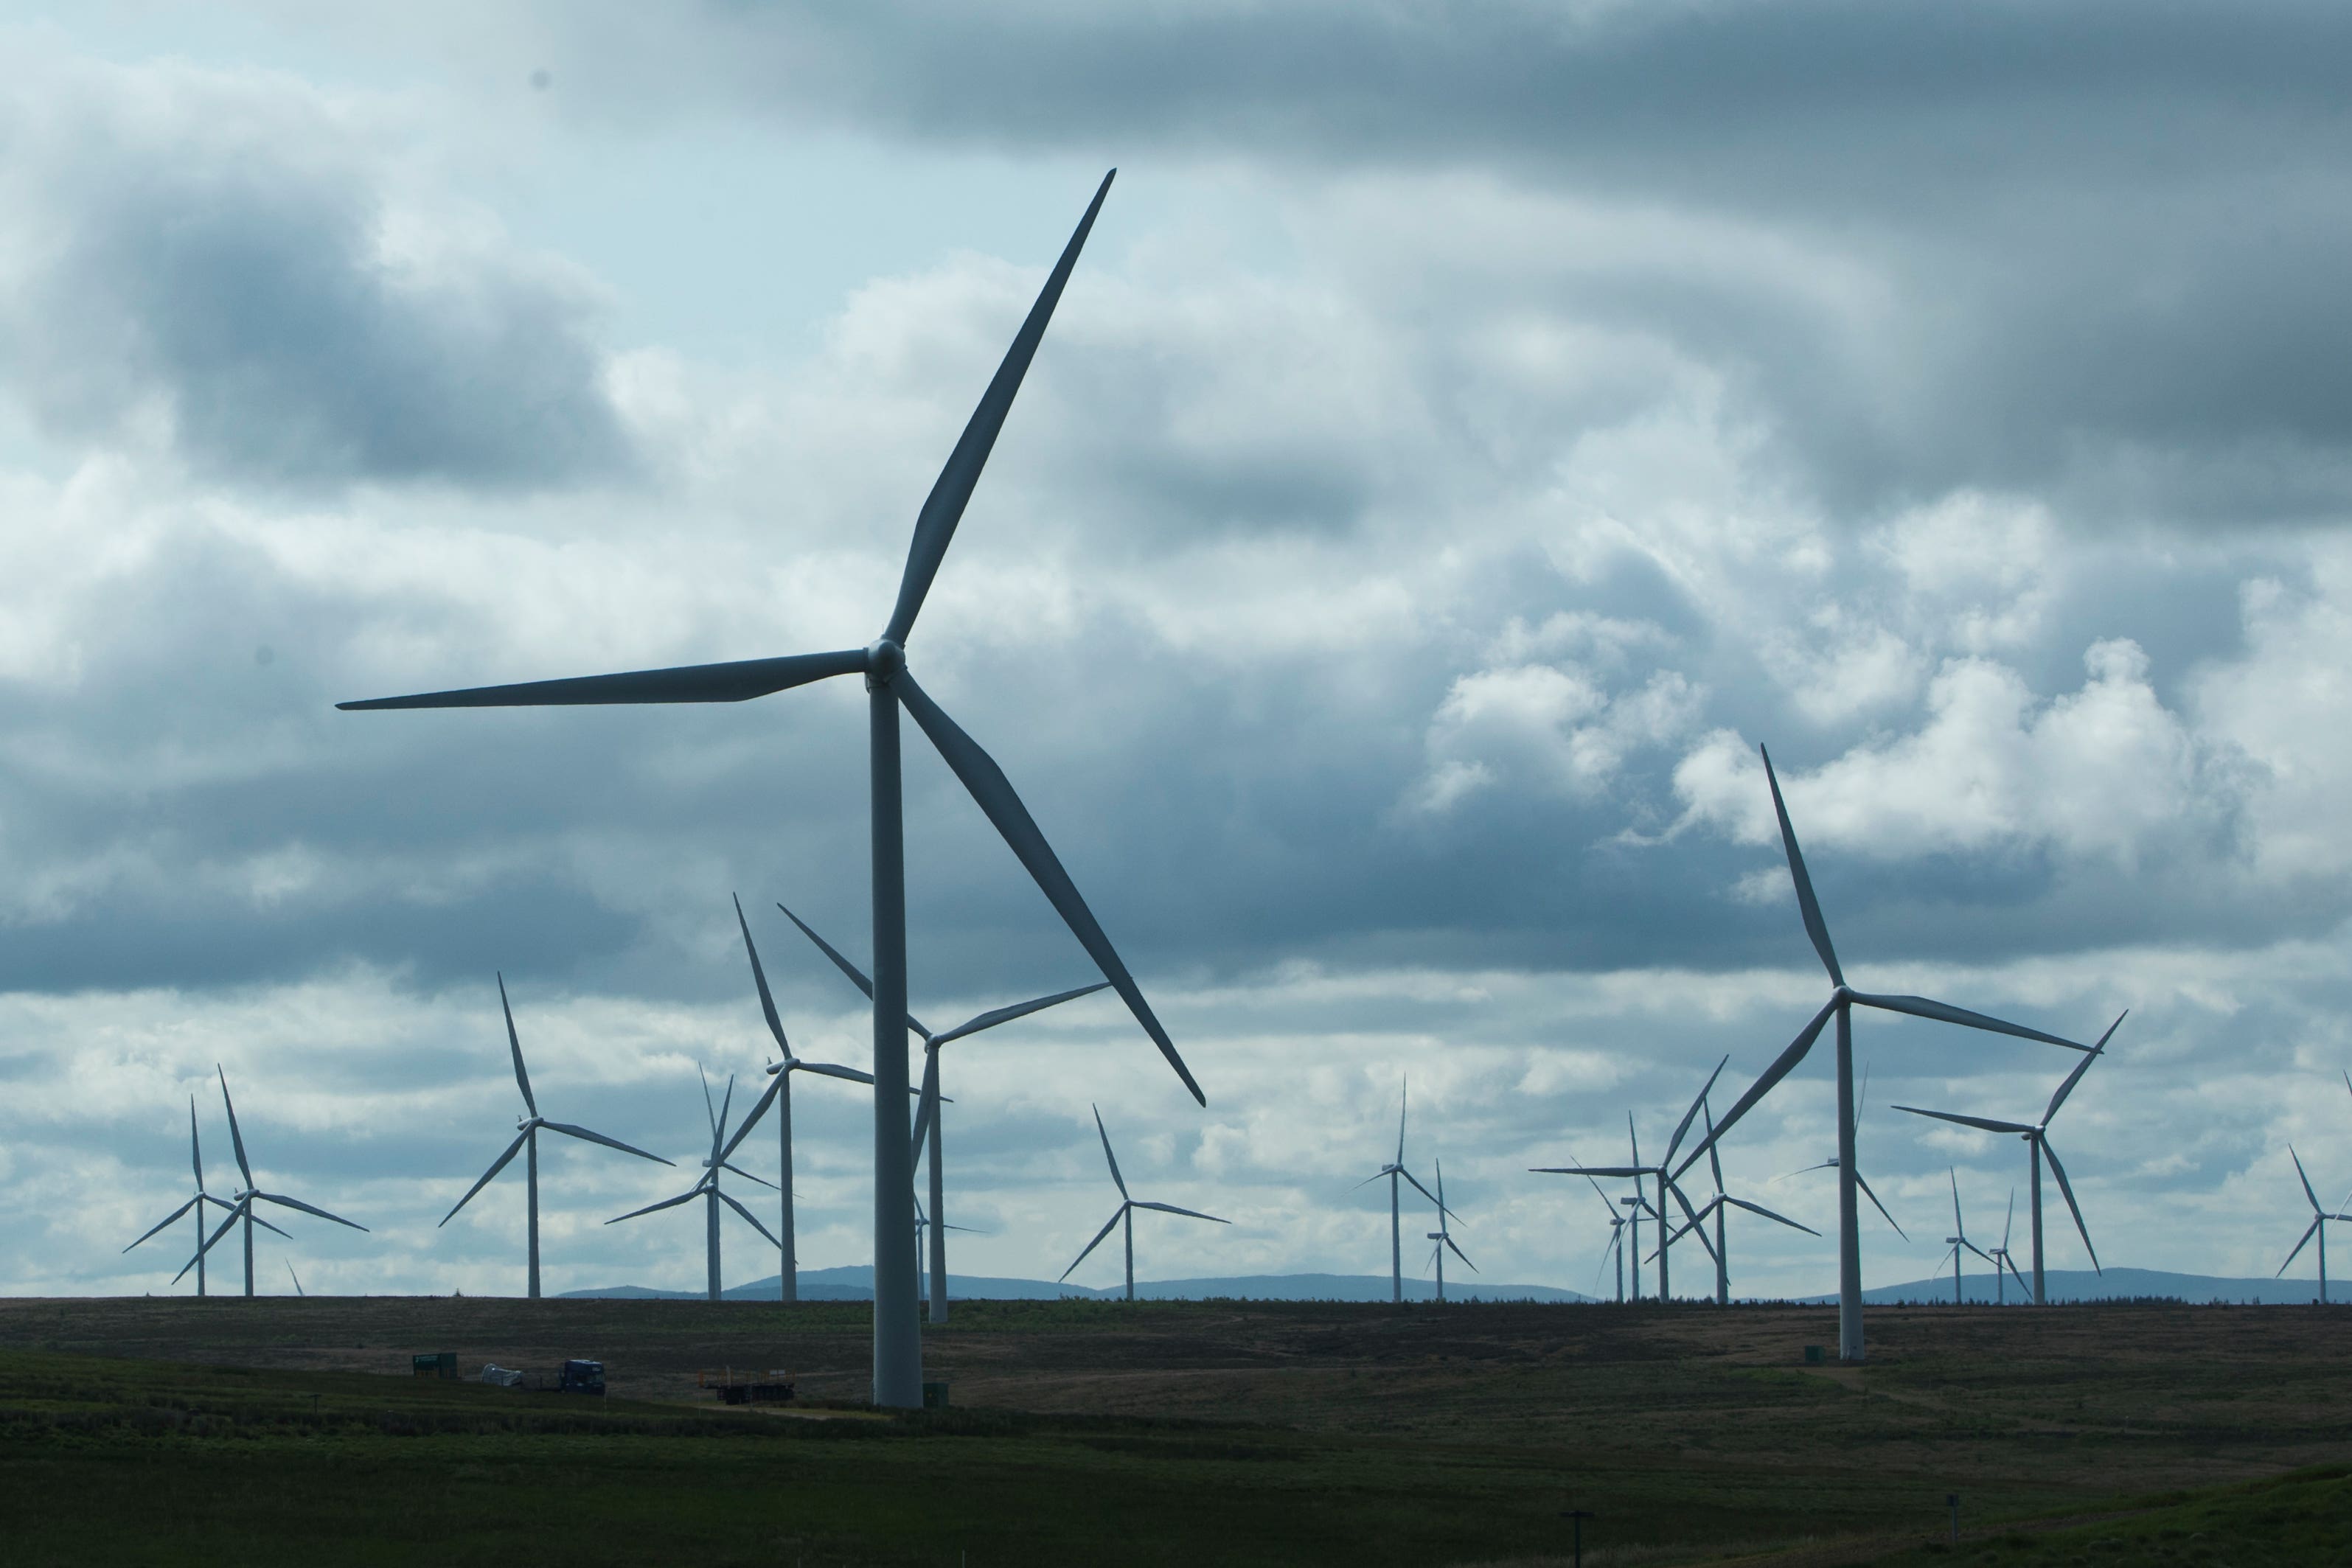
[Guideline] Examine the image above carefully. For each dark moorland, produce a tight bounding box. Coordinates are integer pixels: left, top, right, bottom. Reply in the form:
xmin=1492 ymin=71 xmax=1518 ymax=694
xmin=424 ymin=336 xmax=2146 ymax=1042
xmin=1 ymin=1295 xmax=2347 ymax=1565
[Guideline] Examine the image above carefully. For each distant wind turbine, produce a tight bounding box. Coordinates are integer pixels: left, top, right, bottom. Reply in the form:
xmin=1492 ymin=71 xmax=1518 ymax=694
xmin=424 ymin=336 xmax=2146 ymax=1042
xmin=1060 ymin=1106 xmax=1228 ymax=1300
xmin=1534 ymin=1062 xmax=1728 ymax=1302
xmin=768 ymin=899 xmax=1105 ymax=1323
xmin=714 ymin=896 xmax=879 ymax=1304
xmin=178 ymin=1067 xmax=368 ymax=1297
xmin=608 ymin=1070 xmax=780 ymax=1301
xmin=2276 ymin=1147 xmax=2352 ymax=1304
xmin=1772 ymin=1064 xmax=1910 ymax=1243
xmin=1895 ymin=1012 xmax=2123 ymax=1303
xmin=912 ymin=1194 xmax=982 ymax=1303
xmin=1938 ymin=1169 xmax=1997 ymax=1306
xmin=1351 ymin=1078 xmax=1450 ymax=1303
xmin=125 ymin=1095 xmax=260 ymax=1297
xmin=439 ymin=975 xmax=674 ymax=1298
xmin=1660 ymin=1099 xmax=1818 ymax=1304
xmin=337 ymin=170 xmax=1199 ymax=1407
xmin=1986 ymin=1189 xmax=2029 ymax=1303
xmin=1671 ymin=746 xmax=2094 ymax=1361
xmin=285 ymin=1258 xmax=305 ymax=1297
xmin=1424 ymin=1159 xmax=1475 ymax=1302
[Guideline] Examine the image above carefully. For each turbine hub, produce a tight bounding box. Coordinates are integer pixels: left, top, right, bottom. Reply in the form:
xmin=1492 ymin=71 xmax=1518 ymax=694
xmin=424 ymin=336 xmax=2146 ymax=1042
xmin=865 ymin=637 xmax=905 ymax=689
xmin=1831 ymin=984 xmax=1855 ymax=1003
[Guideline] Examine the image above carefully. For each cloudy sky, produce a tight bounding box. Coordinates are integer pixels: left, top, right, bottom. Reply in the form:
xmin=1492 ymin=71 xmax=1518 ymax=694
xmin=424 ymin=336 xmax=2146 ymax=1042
xmin=6 ymin=1 xmax=2352 ymax=1303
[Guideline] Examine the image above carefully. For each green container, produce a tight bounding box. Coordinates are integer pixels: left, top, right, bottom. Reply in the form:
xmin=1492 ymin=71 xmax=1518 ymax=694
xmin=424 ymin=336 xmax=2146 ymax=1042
xmin=1802 ymin=1345 xmax=1824 ymax=1365
xmin=922 ymin=1381 xmax=950 ymax=1410
xmin=412 ymin=1353 xmax=458 ymax=1379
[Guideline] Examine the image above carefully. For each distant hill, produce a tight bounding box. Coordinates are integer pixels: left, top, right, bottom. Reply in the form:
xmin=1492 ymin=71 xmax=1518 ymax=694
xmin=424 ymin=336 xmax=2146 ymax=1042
xmin=560 ymin=1266 xmax=1590 ymax=1304
xmin=1798 ymin=1266 xmax=2342 ymax=1306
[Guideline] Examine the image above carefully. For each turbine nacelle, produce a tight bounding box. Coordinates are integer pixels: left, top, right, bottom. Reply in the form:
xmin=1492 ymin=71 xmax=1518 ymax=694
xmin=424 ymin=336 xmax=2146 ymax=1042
xmin=865 ymin=637 xmax=906 ymax=686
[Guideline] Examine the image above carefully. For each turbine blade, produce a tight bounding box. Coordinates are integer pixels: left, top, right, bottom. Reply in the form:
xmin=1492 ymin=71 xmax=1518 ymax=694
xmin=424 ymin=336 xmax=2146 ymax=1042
xmin=929 ymin=982 xmax=1111 ymax=1046
xmin=337 ymin=648 xmax=868 ymax=711
xmin=1963 ymin=1239 xmax=1997 ymax=1264
xmin=1760 ymin=744 xmax=1843 ymax=986
xmin=1704 ymin=1102 xmax=1724 ymax=1194
xmin=1721 ymin=1195 xmax=1821 ymax=1237
xmin=1443 ymin=1233 xmax=1478 ymax=1273
xmin=1397 ymin=1076 xmax=1408 ymax=1168
xmin=2003 ymin=1187 xmax=2016 ymax=1251
xmin=1848 ymin=992 xmax=2087 ymax=1053
xmin=218 ymin=1066 xmax=253 ymax=1187
xmin=1400 ymin=1168 xmax=1462 ymax=1223
xmin=1895 ymin=1105 xmax=2036 ymax=1136
xmin=173 ymin=1202 xmax=247 ymax=1283
xmin=897 ymin=672 xmax=1203 ymax=1104
xmin=2003 ymin=1251 xmax=2031 ymax=1294
xmin=607 ymin=1188 xmax=703 ymax=1225
xmin=2044 ymin=1010 xmax=2124 ymax=1123
xmin=1672 ymin=999 xmax=1836 ymax=1181
xmin=250 ymin=1211 xmax=293 ymax=1241
xmin=2041 ymin=1140 xmax=2101 ymax=1272
xmin=1667 ymin=1180 xmax=1719 ymax=1263
xmin=1855 ymin=1170 xmax=1909 ymax=1241
xmin=2279 ymin=1216 xmax=2321 ymax=1275
xmin=125 ymin=1197 xmax=201 ymax=1252
xmin=1852 ymin=1063 xmax=1870 ymax=1142
xmin=1950 ymin=1167 xmax=1963 ymax=1233
xmin=439 ymin=1129 xmax=531 ymax=1226
xmin=700 ymin=1065 xmax=717 ymax=1142
xmin=776 ymin=903 xmax=930 ymax=1036
xmin=1131 ymin=1199 xmax=1229 ymax=1224
xmin=717 ymin=1075 xmax=737 ymax=1151
xmin=718 ymin=1188 xmax=782 ymax=1249
xmin=286 ymin=1260 xmax=304 ymax=1297
xmin=884 ymin=170 xmax=1115 ymax=647
xmin=497 ymin=973 xmax=536 ymax=1118
xmin=1092 ymin=1104 xmax=1128 ymax=1199
xmin=1059 ymin=1208 xmax=1126 ymax=1282
xmin=254 ymin=1193 xmax=368 ymax=1233
xmin=1665 ymin=1055 xmax=1730 ymax=1168
xmin=1531 ymin=1165 xmax=1649 ymax=1180
xmin=189 ymin=1097 xmax=204 ymax=1191
xmin=796 ymin=1061 xmax=877 ymax=1085
xmin=546 ymin=1121 xmax=673 ymax=1166
xmin=2293 ymin=1146 xmax=2323 ymax=1214
xmin=732 ymin=893 xmax=794 ymax=1057
xmin=717 ymin=1073 xmax=784 ymax=1165
xmin=909 ymin=1048 xmax=941 ymax=1160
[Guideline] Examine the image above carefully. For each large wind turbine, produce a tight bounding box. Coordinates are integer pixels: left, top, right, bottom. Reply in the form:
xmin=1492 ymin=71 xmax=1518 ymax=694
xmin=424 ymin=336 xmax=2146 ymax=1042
xmin=1352 ymin=1078 xmax=1448 ymax=1303
xmin=337 ymin=170 xmax=1201 ymax=1407
xmin=766 ymin=899 xmax=1105 ymax=1323
xmin=439 ymin=975 xmax=674 ymax=1297
xmin=2276 ymin=1147 xmax=2351 ymax=1304
xmin=1424 ymin=1158 xmax=1475 ymax=1302
xmin=607 ymin=1070 xmax=781 ymax=1301
xmin=1893 ymin=1012 xmax=2123 ymax=1304
xmin=1671 ymin=746 xmax=2093 ymax=1360
xmin=125 ymin=1096 xmax=256 ymax=1297
xmin=1060 ymin=1106 xmax=1228 ymax=1300
xmin=1534 ymin=1064 xmax=1727 ymax=1301
xmin=715 ymin=895 xmax=879 ymax=1304
xmin=1660 ymin=1100 xmax=1818 ymax=1305
xmin=180 ymin=1067 xmax=367 ymax=1296
xmin=1938 ymin=1169 xmax=1997 ymax=1305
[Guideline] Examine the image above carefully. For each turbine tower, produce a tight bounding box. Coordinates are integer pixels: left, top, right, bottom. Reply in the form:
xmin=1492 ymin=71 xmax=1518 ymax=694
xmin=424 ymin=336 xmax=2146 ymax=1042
xmin=178 ymin=1067 xmax=368 ymax=1295
xmin=1672 ymin=746 xmax=2093 ymax=1361
xmin=125 ymin=1096 xmax=254 ymax=1297
xmin=768 ymin=899 xmax=1105 ymax=1323
xmin=1060 ymin=1105 xmax=1228 ymax=1300
xmin=337 ymin=170 xmax=1202 ymax=1407
xmin=439 ymin=974 xmax=674 ymax=1297
xmin=1534 ymin=1064 xmax=1727 ymax=1302
xmin=716 ymin=896 xmax=880 ymax=1303
xmin=1424 ymin=1158 xmax=1475 ymax=1302
xmin=1352 ymin=1078 xmax=1447 ymax=1303
xmin=607 ymin=1070 xmax=781 ymax=1301
xmin=2276 ymin=1147 xmax=2351 ymax=1303
xmin=1660 ymin=1099 xmax=1818 ymax=1305
xmin=1938 ymin=1169 xmax=1996 ymax=1305
xmin=1893 ymin=1012 xmax=2123 ymax=1303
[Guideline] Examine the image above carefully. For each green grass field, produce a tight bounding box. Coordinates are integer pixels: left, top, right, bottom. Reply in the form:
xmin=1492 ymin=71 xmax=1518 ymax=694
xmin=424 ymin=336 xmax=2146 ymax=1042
xmin=2 ymin=1297 xmax=2348 ymax=1564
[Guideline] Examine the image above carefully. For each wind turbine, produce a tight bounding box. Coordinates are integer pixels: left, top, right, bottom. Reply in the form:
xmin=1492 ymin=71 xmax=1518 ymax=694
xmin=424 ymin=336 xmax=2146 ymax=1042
xmin=1893 ymin=1012 xmax=2123 ymax=1303
xmin=1986 ymin=1189 xmax=2029 ymax=1303
xmin=1059 ymin=1105 xmax=1228 ymax=1301
xmin=125 ymin=1095 xmax=257 ymax=1297
xmin=1424 ymin=1158 xmax=1475 ymax=1302
xmin=714 ymin=896 xmax=879 ymax=1304
xmin=1621 ymin=1197 xmax=1650 ymax=1300
xmin=1661 ymin=1100 xmax=1818 ymax=1305
xmin=178 ymin=1067 xmax=368 ymax=1297
xmin=1938 ymin=1169 xmax=1996 ymax=1305
xmin=607 ymin=1069 xmax=782 ymax=1301
xmin=1352 ymin=1078 xmax=1448 ymax=1303
xmin=911 ymin=1193 xmax=981 ymax=1303
xmin=1671 ymin=746 xmax=2093 ymax=1360
xmin=285 ymin=1259 xmax=305 ymax=1297
xmin=1772 ymin=1064 xmax=1910 ymax=1244
xmin=765 ymin=899 xmax=1106 ymax=1323
xmin=336 ymin=170 xmax=1202 ymax=1407
xmin=2276 ymin=1147 xmax=2352 ymax=1304
xmin=439 ymin=974 xmax=675 ymax=1298
xmin=1534 ymin=1063 xmax=1727 ymax=1302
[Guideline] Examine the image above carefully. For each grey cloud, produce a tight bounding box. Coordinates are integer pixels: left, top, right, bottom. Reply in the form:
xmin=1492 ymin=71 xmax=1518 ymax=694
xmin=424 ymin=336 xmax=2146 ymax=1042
xmin=0 ymin=60 xmax=632 ymax=490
